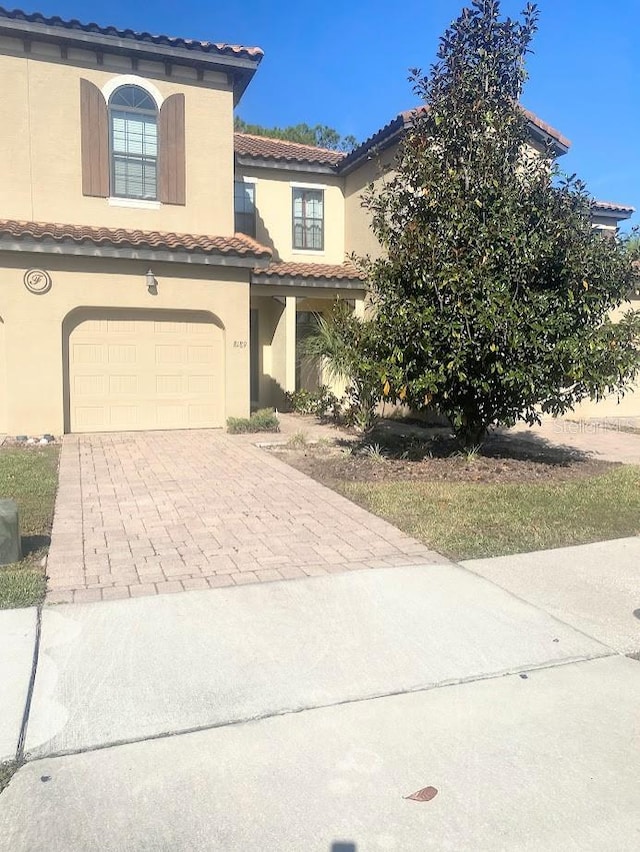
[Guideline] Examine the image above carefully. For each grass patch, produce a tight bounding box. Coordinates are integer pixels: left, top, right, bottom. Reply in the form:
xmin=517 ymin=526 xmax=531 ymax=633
xmin=334 ymin=466 xmax=640 ymax=560
xmin=227 ymin=408 xmax=280 ymax=434
xmin=286 ymin=431 xmax=308 ymax=449
xmin=0 ymin=568 xmax=47 ymax=609
xmin=0 ymin=445 xmax=60 ymax=609
xmin=0 ymin=760 xmax=20 ymax=794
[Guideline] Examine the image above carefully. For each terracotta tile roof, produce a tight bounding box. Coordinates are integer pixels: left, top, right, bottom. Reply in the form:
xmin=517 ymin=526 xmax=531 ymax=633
xmin=0 ymin=6 xmax=263 ymax=59
xmin=520 ymin=107 xmax=571 ymax=151
xmin=0 ymin=220 xmax=272 ymax=258
xmin=255 ymin=261 xmax=365 ymax=281
xmin=234 ymin=133 xmax=345 ymax=167
xmin=593 ymin=200 xmax=635 ymax=214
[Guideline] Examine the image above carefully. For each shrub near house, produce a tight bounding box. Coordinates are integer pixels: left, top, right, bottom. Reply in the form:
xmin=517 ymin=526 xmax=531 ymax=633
xmin=227 ymin=409 xmax=280 ymax=434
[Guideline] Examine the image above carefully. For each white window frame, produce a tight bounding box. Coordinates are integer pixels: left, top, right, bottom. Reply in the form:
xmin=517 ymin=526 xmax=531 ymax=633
xmin=234 ymin=177 xmax=258 ymax=238
xmin=101 ymin=75 xmax=164 ymax=109
xmin=107 ymin=197 xmax=161 ymax=210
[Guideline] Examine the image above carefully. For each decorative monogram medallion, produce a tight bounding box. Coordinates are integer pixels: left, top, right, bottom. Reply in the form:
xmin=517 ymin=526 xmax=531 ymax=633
xmin=24 ymin=268 xmax=52 ymax=295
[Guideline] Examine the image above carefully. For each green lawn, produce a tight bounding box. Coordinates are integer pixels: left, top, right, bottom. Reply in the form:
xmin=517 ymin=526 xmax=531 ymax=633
xmin=0 ymin=445 xmax=60 ymax=609
xmin=334 ymin=466 xmax=640 ymax=560
xmin=0 ymin=760 xmax=19 ymax=794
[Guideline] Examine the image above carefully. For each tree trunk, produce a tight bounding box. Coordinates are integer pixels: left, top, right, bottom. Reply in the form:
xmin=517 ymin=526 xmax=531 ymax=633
xmin=456 ymin=421 xmax=488 ymax=451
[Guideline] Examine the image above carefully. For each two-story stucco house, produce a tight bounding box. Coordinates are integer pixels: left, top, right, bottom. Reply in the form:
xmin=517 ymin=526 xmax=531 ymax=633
xmin=0 ymin=8 xmax=635 ymax=436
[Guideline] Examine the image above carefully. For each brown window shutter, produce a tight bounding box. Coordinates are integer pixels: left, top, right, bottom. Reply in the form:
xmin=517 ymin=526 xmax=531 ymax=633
xmin=80 ymin=79 xmax=109 ymax=198
xmin=158 ymin=94 xmax=186 ymax=205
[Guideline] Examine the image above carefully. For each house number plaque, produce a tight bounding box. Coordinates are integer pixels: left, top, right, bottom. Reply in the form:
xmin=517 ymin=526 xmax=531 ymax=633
xmin=24 ymin=268 xmax=52 ymax=295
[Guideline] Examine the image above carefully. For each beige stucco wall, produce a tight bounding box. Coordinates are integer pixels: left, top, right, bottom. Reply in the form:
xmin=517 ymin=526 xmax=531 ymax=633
xmin=562 ymin=294 xmax=640 ymax=420
xmin=344 ymin=143 xmax=399 ymax=261
xmin=0 ymin=252 xmax=251 ymax=435
xmin=251 ymin=294 xmax=287 ymax=408
xmin=568 ymin=386 xmax=640 ymax=420
xmin=236 ymin=167 xmax=345 ymax=264
xmin=251 ymin=294 xmax=306 ymax=409
xmin=0 ymin=37 xmax=234 ymax=235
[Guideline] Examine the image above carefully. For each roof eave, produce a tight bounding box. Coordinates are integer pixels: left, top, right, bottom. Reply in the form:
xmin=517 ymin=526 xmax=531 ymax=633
xmin=526 ymin=122 xmax=570 ymax=157
xmin=337 ymin=117 xmax=406 ymax=175
xmin=231 ymin=69 xmax=260 ymax=106
xmin=0 ymin=235 xmax=271 ymax=268
xmin=235 ymin=154 xmax=339 ymax=175
xmin=592 ymin=206 xmax=634 ymax=222
xmin=0 ymin=16 xmax=262 ymax=104
xmin=251 ymin=271 xmax=365 ymax=289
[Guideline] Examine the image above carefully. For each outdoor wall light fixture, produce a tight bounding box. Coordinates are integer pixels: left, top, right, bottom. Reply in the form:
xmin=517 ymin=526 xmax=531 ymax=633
xmin=146 ymin=269 xmax=158 ymax=295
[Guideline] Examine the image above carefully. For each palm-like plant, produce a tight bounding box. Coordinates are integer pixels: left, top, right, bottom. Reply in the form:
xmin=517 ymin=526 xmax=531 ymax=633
xmin=302 ymin=302 xmax=382 ymax=432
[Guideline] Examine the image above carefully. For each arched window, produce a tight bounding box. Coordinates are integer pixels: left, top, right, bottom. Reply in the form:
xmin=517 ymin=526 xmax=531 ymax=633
xmin=81 ymin=78 xmax=185 ymax=204
xmin=109 ymin=85 xmax=158 ymax=200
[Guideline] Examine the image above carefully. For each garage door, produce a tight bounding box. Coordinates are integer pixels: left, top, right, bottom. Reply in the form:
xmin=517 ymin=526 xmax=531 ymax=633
xmin=68 ymin=310 xmax=224 ymax=432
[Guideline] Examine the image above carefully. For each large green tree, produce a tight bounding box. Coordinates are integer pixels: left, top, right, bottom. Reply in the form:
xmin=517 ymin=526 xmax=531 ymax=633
xmin=329 ymin=0 xmax=639 ymax=447
xmin=234 ymin=116 xmax=357 ymax=152
xmin=626 ymin=232 xmax=640 ymax=261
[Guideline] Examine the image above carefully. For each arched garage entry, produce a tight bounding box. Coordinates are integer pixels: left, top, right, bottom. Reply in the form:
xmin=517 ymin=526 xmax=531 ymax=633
xmin=63 ymin=308 xmax=225 ymax=433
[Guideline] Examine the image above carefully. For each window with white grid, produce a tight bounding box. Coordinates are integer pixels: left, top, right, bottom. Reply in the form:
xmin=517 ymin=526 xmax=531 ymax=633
xmin=109 ymin=85 xmax=158 ymax=200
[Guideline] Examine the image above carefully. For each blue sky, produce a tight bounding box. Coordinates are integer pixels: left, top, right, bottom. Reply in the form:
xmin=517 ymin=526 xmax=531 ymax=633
xmin=29 ymin=0 xmax=640 ymax=229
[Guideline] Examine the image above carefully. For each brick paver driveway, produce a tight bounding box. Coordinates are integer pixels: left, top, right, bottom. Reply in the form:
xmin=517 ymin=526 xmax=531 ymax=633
xmin=46 ymin=431 xmax=443 ymax=603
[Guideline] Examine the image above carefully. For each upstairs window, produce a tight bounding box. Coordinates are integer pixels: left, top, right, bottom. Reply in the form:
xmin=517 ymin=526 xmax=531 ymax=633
xmin=109 ymin=85 xmax=158 ymax=200
xmin=81 ymin=78 xmax=185 ymax=204
xmin=292 ymin=188 xmax=324 ymax=251
xmin=234 ymin=180 xmax=256 ymax=237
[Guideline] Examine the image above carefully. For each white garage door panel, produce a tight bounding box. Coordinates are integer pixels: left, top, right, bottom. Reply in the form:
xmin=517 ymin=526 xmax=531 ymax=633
xmin=69 ymin=313 xmax=224 ymax=432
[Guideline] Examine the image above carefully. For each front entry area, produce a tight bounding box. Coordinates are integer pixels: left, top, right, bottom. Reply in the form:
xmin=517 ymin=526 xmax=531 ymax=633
xmin=249 ymin=291 xmax=365 ymax=410
xmin=65 ymin=309 xmax=225 ymax=433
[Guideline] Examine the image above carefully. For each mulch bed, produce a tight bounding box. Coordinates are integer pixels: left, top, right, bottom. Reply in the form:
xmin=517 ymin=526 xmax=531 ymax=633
xmin=272 ymin=430 xmax=617 ymax=484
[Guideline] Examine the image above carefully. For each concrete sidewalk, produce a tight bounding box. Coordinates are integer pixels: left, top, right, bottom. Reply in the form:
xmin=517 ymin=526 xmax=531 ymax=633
xmin=3 ymin=656 xmax=639 ymax=851
xmin=0 ymin=609 xmax=36 ymax=763
xmin=2 ymin=541 xmax=638 ymax=849
xmin=463 ymin=537 xmax=640 ymax=654
xmin=24 ymin=563 xmax=609 ymax=759
xmin=505 ymin=418 xmax=640 ymax=464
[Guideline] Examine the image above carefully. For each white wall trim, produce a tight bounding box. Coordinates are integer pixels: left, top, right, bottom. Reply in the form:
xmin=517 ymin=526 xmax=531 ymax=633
xmin=101 ymin=75 xmax=164 ymax=108
xmin=289 ymin=181 xmax=327 ymax=190
xmin=107 ymin=197 xmax=161 ymax=210
xmin=291 ymin=249 xmax=325 ymax=256
xmin=237 ymin=175 xmax=258 ymax=184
